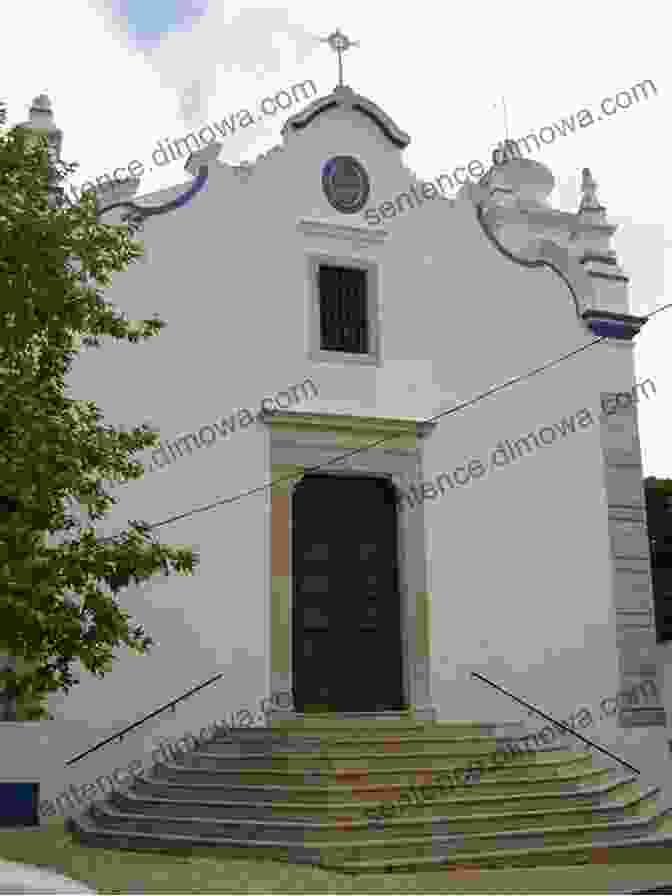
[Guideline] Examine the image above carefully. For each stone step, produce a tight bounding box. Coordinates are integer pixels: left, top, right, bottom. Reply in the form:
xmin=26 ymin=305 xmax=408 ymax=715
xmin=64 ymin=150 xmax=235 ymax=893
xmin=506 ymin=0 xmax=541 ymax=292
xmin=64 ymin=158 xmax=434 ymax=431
xmin=65 ymin=712 xmax=664 ymax=878
xmin=148 ymin=751 xmax=592 ymax=787
xmin=267 ymin=718 xmax=525 ymax=737
xmin=191 ymin=739 xmax=570 ymax=765
xmin=324 ymin=798 xmax=667 ymax=863
xmin=91 ymin=786 xmax=659 ymax=842
xmin=362 ymin=777 xmax=648 ymax=823
xmin=129 ymin=763 xmax=611 ymax=803
xmin=65 ymin=806 xmax=672 ymax=867
xmin=206 ymin=733 xmax=521 ymax=753
xmin=108 ymin=773 xmax=641 ymax=822
xmin=182 ymin=744 xmax=586 ymax=767
xmin=180 ymin=746 xmax=570 ymax=772
xmin=323 ymin=825 xmax=672 ymax=874
xmin=218 ymin=722 xmax=527 ymax=742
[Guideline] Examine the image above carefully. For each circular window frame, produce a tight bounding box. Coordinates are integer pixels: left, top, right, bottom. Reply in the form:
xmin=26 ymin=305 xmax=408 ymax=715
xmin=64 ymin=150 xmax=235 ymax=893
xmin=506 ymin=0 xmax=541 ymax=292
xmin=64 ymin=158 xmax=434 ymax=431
xmin=322 ymin=156 xmax=370 ymax=214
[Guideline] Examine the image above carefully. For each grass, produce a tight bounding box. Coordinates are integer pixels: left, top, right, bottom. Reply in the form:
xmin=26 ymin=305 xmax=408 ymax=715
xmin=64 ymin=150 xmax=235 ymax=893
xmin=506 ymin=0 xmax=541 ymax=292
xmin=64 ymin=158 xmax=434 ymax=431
xmin=2 ymin=818 xmax=672 ymax=893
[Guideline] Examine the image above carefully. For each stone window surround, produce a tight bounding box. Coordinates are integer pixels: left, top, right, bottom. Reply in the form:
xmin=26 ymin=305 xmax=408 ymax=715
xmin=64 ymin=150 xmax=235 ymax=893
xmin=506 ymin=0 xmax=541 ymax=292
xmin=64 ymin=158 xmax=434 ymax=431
xmin=305 ymin=250 xmax=382 ymax=367
xmin=260 ymin=410 xmax=437 ymax=720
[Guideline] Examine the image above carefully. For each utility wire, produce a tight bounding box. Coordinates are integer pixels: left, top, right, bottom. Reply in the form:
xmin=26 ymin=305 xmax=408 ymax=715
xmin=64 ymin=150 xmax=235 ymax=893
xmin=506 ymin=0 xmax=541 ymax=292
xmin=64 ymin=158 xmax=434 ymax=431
xmin=102 ymin=300 xmax=672 ymax=540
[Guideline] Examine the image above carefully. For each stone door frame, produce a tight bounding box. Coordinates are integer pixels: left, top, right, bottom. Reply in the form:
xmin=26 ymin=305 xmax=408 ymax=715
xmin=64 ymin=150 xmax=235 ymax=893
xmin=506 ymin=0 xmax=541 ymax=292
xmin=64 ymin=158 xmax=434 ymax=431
xmin=260 ymin=410 xmax=437 ymax=721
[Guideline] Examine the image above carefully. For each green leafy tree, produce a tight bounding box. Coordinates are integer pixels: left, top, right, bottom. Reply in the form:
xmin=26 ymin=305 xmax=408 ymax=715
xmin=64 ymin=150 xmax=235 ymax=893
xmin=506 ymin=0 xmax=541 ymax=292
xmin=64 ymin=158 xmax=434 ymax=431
xmin=0 ymin=103 xmax=199 ymax=719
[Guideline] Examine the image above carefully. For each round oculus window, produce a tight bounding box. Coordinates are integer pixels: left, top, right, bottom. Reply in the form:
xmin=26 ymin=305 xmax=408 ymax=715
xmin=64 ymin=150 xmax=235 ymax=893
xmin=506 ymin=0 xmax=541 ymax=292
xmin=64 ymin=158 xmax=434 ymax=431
xmin=322 ymin=156 xmax=370 ymax=214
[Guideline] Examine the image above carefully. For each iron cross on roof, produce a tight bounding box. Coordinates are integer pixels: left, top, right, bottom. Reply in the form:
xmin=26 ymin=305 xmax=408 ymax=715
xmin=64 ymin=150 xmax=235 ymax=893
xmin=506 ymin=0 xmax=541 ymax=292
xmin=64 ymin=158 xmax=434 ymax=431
xmin=320 ymin=28 xmax=359 ymax=88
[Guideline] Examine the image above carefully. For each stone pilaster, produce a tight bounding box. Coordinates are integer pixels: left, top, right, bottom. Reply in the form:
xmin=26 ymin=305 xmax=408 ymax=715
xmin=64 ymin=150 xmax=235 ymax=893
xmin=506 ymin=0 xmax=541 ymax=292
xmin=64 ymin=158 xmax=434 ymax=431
xmin=599 ymin=391 xmax=666 ymax=727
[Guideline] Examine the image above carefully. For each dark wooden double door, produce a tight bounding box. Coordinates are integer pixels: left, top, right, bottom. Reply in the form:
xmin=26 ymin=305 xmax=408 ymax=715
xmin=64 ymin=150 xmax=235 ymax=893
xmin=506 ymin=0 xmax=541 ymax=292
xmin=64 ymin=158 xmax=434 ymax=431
xmin=292 ymin=474 xmax=404 ymax=713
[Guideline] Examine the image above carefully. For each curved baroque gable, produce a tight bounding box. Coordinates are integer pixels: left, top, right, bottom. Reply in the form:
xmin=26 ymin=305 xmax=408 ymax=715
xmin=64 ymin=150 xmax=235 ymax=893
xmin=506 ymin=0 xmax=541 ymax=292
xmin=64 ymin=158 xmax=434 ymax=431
xmin=466 ymin=183 xmax=647 ymax=341
xmin=281 ymin=85 xmax=410 ymax=149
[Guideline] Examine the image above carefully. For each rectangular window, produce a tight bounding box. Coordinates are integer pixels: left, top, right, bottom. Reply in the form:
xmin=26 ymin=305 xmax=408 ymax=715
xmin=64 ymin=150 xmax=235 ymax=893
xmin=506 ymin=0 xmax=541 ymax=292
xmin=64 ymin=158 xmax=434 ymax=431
xmin=318 ymin=265 xmax=368 ymax=354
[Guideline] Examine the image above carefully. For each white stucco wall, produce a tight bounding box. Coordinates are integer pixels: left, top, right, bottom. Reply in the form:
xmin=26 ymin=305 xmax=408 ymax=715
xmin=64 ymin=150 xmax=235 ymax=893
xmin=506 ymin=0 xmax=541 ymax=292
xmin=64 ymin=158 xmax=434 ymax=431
xmin=5 ymin=93 xmax=662 ymax=804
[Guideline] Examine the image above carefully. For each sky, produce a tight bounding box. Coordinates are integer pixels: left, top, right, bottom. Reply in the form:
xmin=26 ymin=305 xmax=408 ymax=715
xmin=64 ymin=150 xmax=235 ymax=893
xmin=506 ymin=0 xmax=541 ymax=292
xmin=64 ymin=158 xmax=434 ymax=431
xmin=2 ymin=0 xmax=670 ymax=476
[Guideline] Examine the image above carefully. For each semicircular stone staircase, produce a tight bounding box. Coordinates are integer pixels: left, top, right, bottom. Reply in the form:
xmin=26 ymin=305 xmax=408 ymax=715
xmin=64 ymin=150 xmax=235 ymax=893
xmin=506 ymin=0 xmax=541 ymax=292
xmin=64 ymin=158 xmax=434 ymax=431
xmin=66 ymin=711 xmax=672 ymax=875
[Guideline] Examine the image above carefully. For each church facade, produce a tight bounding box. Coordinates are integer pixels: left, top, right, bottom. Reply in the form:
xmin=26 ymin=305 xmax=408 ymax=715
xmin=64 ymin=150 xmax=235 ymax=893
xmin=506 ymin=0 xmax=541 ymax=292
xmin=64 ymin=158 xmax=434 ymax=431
xmin=4 ymin=72 xmax=671 ymax=810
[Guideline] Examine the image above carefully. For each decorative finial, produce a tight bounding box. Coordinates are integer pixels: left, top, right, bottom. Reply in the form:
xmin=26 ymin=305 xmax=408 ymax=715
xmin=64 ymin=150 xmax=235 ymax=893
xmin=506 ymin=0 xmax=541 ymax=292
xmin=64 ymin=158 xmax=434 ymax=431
xmin=579 ymin=167 xmax=603 ymax=211
xmin=492 ymin=138 xmax=522 ymax=167
xmin=496 ymin=96 xmax=510 ymax=141
xmin=319 ymin=28 xmax=359 ymax=88
xmin=22 ymin=93 xmax=62 ymax=167
xmin=29 ymin=94 xmax=54 ymax=125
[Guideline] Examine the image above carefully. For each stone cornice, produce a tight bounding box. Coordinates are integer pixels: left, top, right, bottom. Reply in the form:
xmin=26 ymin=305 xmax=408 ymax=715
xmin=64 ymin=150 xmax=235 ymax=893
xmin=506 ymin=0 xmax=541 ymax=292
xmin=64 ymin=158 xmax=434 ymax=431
xmin=570 ymin=219 xmax=618 ymax=238
xmin=581 ymin=253 xmax=619 ymax=266
xmin=258 ymin=410 xmax=436 ymax=440
xmin=513 ymin=205 xmax=577 ymax=230
xmin=298 ymin=217 xmax=389 ymax=245
xmin=587 ymin=270 xmax=630 ymax=283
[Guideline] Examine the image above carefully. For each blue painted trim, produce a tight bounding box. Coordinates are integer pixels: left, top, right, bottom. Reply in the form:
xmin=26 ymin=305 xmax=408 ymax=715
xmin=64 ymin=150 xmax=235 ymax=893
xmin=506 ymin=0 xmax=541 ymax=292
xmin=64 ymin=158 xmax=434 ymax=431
xmin=588 ymin=318 xmax=629 ymax=338
xmin=95 ymin=164 xmax=209 ymax=226
xmin=585 ymin=317 xmax=642 ymax=340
